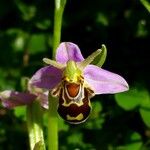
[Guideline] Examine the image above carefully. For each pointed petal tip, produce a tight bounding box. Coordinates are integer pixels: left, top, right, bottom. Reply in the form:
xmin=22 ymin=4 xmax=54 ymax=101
xmin=43 ymin=58 xmax=64 ymax=69
xmin=84 ymin=65 xmax=129 ymax=95
xmin=121 ymin=79 xmax=129 ymax=92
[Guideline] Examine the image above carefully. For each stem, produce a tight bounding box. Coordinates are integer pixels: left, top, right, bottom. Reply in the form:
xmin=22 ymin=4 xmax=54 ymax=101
xmin=48 ymin=94 xmax=59 ymax=150
xmin=48 ymin=0 xmax=66 ymax=150
xmin=27 ymin=102 xmax=46 ymax=150
xmin=52 ymin=0 xmax=67 ymax=58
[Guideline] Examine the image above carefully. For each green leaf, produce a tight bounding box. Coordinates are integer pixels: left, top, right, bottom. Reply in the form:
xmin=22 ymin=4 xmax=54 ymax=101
xmin=67 ymin=132 xmax=83 ymax=145
xmin=125 ymin=132 xmax=142 ymax=150
xmin=58 ymin=119 xmax=69 ymax=132
xmin=115 ymin=88 xmax=142 ymax=110
xmin=14 ymin=106 xmax=26 ymax=121
xmin=92 ymin=44 xmax=107 ymax=67
xmin=139 ymin=89 xmax=150 ymax=108
xmin=28 ymin=34 xmax=47 ymax=54
xmin=140 ymin=107 xmax=150 ymax=127
xmin=138 ymin=88 xmax=150 ymax=127
xmin=35 ymin=19 xmax=51 ymax=30
xmin=15 ymin=0 xmax=36 ymax=21
xmin=85 ymin=101 xmax=104 ymax=129
xmin=140 ymin=98 xmax=150 ymax=128
xmin=140 ymin=0 xmax=150 ymax=13
xmin=116 ymin=132 xmax=142 ymax=150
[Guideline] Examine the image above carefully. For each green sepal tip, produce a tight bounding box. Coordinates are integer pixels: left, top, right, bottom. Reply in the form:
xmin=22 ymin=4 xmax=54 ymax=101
xmin=92 ymin=44 xmax=107 ymax=67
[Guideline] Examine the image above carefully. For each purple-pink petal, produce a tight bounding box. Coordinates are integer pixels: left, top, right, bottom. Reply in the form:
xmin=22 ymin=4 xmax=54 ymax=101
xmin=29 ymin=66 xmax=62 ymax=90
xmin=84 ymin=65 xmax=129 ymax=94
xmin=0 ymin=90 xmax=36 ymax=109
xmin=56 ymin=42 xmax=84 ymax=63
xmin=36 ymin=91 xmax=48 ymax=109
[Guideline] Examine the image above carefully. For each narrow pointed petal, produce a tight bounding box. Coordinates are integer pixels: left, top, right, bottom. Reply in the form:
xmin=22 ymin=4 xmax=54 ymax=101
xmin=84 ymin=65 xmax=129 ymax=94
xmin=56 ymin=42 xmax=84 ymax=63
xmin=78 ymin=49 xmax=101 ymax=70
xmin=0 ymin=90 xmax=36 ymax=109
xmin=43 ymin=58 xmax=65 ymax=69
xmin=29 ymin=66 xmax=62 ymax=89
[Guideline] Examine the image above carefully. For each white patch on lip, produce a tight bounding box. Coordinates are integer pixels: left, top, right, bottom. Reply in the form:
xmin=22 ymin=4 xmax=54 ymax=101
xmin=62 ymin=83 xmax=85 ymax=107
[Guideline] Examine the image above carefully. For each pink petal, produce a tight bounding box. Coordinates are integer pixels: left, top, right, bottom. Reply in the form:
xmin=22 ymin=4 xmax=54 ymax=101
xmin=29 ymin=66 xmax=62 ymax=89
xmin=56 ymin=42 xmax=84 ymax=63
xmin=36 ymin=91 xmax=49 ymax=109
xmin=0 ymin=90 xmax=36 ymax=109
xmin=84 ymin=65 xmax=129 ymax=94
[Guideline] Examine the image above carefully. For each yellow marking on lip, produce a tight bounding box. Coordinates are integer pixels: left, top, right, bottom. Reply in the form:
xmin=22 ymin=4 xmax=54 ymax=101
xmin=67 ymin=113 xmax=84 ymax=121
xmin=62 ymin=100 xmax=84 ymax=107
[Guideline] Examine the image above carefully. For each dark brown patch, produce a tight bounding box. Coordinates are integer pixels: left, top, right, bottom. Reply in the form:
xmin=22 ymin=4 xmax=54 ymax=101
xmin=58 ymin=88 xmax=92 ymax=123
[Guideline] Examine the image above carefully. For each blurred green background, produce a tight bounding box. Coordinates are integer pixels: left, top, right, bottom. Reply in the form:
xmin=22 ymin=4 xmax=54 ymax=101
xmin=0 ymin=0 xmax=150 ymax=150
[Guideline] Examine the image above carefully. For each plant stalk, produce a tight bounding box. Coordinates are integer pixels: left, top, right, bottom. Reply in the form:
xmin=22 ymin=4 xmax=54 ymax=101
xmin=48 ymin=0 xmax=66 ymax=150
xmin=27 ymin=102 xmax=46 ymax=150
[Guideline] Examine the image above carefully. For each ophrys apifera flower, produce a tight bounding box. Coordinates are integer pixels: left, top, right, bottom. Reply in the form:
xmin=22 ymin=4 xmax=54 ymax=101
xmin=29 ymin=42 xmax=129 ymax=124
xmin=0 ymin=79 xmax=48 ymax=109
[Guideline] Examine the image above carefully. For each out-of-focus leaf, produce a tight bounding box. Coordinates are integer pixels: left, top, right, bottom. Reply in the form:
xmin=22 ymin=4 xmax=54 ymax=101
xmin=85 ymin=101 xmax=104 ymax=129
xmin=7 ymin=29 xmax=27 ymax=51
xmin=58 ymin=119 xmax=69 ymax=132
xmin=92 ymin=44 xmax=107 ymax=67
xmin=140 ymin=107 xmax=150 ymax=127
xmin=138 ymin=88 xmax=150 ymax=127
xmin=36 ymin=19 xmax=51 ymax=30
xmin=14 ymin=106 xmax=26 ymax=121
xmin=115 ymin=88 xmax=142 ymax=110
xmin=28 ymin=34 xmax=47 ymax=54
xmin=67 ymin=132 xmax=83 ymax=145
xmin=125 ymin=132 xmax=142 ymax=150
xmin=139 ymin=89 xmax=150 ymax=108
xmin=0 ymin=68 xmax=19 ymax=90
xmin=15 ymin=0 xmax=36 ymax=21
xmin=96 ymin=13 xmax=109 ymax=26
xmin=140 ymin=0 xmax=150 ymax=13
xmin=116 ymin=132 xmax=142 ymax=150
xmin=136 ymin=20 xmax=148 ymax=38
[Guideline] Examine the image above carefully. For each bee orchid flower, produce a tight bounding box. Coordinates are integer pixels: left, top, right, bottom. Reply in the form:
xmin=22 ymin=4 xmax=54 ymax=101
xmin=0 ymin=80 xmax=48 ymax=109
xmin=29 ymin=42 xmax=129 ymax=124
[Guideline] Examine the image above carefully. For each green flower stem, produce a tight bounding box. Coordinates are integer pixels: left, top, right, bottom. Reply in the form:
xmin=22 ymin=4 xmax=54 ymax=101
xmin=27 ymin=101 xmax=46 ymax=150
xmin=52 ymin=0 xmax=67 ymax=58
xmin=48 ymin=0 xmax=66 ymax=150
xmin=48 ymin=94 xmax=59 ymax=150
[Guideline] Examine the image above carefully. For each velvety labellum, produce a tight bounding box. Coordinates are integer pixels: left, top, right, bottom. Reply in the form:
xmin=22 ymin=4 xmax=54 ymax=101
xmin=57 ymin=78 xmax=94 ymax=124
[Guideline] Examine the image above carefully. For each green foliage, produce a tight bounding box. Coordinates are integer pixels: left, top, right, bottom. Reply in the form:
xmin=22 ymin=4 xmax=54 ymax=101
xmin=14 ymin=106 xmax=26 ymax=121
xmin=28 ymin=34 xmax=47 ymax=54
xmin=140 ymin=107 xmax=150 ymax=128
xmin=85 ymin=101 xmax=104 ymax=129
xmin=116 ymin=132 xmax=142 ymax=150
xmin=115 ymin=88 xmax=143 ymax=110
xmin=115 ymin=88 xmax=150 ymax=128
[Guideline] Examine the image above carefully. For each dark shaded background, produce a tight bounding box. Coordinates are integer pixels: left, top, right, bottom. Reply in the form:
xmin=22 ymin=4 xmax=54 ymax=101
xmin=0 ymin=0 xmax=150 ymax=149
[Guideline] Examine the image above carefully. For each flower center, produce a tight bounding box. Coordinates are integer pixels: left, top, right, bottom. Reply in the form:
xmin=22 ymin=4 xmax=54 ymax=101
xmin=63 ymin=60 xmax=82 ymax=83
